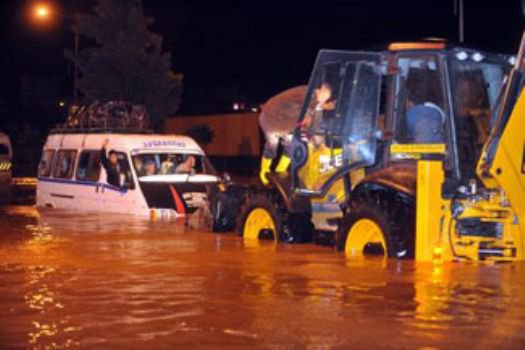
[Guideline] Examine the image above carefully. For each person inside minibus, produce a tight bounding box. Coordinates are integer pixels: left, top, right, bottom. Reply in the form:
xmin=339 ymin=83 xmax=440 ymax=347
xmin=142 ymin=159 xmax=157 ymax=176
xmin=175 ymin=155 xmax=196 ymax=174
xmin=161 ymin=155 xmax=176 ymax=174
xmin=100 ymin=139 xmax=124 ymax=187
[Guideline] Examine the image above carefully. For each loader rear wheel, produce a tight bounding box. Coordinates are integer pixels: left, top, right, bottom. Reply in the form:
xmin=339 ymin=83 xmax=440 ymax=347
xmin=237 ymin=191 xmax=313 ymax=243
xmin=338 ymin=199 xmax=414 ymax=258
xmin=338 ymin=203 xmax=393 ymax=258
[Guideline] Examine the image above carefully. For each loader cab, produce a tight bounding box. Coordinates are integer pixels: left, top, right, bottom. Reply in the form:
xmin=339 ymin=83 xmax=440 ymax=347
xmin=291 ymin=50 xmax=384 ymax=195
xmin=290 ymin=43 xmax=512 ymax=195
xmin=388 ymin=45 xmax=510 ymax=184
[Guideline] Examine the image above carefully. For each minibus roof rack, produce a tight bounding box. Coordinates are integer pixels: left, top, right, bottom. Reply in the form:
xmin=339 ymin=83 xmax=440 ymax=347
xmin=49 ymin=127 xmax=154 ymax=135
xmin=54 ymin=101 xmax=152 ymax=133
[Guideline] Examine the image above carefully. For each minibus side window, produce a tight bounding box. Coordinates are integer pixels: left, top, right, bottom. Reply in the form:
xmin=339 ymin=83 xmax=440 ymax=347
xmin=38 ymin=150 xmax=55 ymax=177
xmin=53 ymin=150 xmax=77 ymax=179
xmin=76 ymin=150 xmax=101 ymax=182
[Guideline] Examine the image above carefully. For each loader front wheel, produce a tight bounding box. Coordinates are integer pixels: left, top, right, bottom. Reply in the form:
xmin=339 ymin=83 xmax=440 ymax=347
xmin=243 ymin=207 xmax=278 ymax=241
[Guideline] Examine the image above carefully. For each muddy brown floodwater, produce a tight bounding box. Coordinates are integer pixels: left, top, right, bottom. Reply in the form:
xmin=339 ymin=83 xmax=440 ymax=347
xmin=1 ymin=205 xmax=525 ymax=349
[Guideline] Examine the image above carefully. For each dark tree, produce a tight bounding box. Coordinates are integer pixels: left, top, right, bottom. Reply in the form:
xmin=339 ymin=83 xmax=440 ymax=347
xmin=65 ymin=0 xmax=183 ymax=130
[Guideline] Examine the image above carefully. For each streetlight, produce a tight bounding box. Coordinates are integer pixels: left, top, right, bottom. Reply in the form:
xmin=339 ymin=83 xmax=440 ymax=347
xmin=34 ymin=4 xmax=50 ymax=19
xmin=30 ymin=2 xmax=80 ymax=105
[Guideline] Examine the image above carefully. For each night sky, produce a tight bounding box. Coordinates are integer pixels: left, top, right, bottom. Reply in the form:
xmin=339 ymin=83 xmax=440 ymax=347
xmin=0 ymin=0 xmax=524 ymax=118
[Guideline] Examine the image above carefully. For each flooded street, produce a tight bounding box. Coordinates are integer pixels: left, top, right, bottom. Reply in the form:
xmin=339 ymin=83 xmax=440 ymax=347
xmin=1 ymin=205 xmax=525 ymax=349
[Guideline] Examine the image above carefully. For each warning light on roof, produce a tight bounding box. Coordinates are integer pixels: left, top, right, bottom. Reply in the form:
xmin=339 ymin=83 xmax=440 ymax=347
xmin=388 ymin=42 xmax=446 ymax=51
xmin=471 ymin=52 xmax=485 ymax=62
xmin=455 ymin=51 xmax=468 ymax=61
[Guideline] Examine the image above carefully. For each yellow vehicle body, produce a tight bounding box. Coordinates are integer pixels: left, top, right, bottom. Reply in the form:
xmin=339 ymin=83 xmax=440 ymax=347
xmin=259 ymin=144 xmax=355 ymax=232
xmin=384 ymin=29 xmax=525 ymax=262
xmin=399 ymin=84 xmax=525 ymax=262
xmin=415 ymin=160 xmax=524 ymax=262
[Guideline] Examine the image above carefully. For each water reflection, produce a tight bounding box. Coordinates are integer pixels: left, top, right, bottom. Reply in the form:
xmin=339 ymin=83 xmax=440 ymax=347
xmin=0 ymin=205 xmax=525 ymax=348
xmin=26 ymin=277 xmax=78 ymax=346
xmin=238 ymin=239 xmax=525 ymax=348
xmin=18 ymin=214 xmax=80 ymax=347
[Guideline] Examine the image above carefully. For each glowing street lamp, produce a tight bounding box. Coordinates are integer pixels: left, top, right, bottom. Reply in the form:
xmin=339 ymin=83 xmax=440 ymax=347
xmin=33 ymin=3 xmax=51 ymax=21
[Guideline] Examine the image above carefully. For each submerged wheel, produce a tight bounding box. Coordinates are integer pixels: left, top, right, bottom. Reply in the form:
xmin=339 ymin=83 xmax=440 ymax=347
xmin=244 ymin=207 xmax=277 ymax=240
xmin=338 ymin=200 xmax=414 ymax=259
xmin=237 ymin=190 xmax=313 ymax=243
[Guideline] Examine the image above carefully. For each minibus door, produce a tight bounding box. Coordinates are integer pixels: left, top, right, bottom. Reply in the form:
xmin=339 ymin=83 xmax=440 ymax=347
xmin=74 ymin=150 xmax=103 ymax=211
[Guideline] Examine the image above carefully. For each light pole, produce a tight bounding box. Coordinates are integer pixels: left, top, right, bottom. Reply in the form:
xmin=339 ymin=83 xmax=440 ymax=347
xmin=31 ymin=2 xmax=80 ymax=105
xmin=73 ymin=26 xmax=79 ymax=104
xmin=453 ymin=0 xmax=464 ymax=43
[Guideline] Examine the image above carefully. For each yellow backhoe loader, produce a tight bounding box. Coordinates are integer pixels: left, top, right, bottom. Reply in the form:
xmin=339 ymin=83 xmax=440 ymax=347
xmin=233 ymin=37 xmax=524 ymax=262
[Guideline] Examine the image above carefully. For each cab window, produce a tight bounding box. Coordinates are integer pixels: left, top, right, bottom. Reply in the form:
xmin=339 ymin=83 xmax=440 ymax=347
xmin=450 ymin=59 xmax=507 ymax=182
xmin=391 ymin=55 xmax=454 ymax=172
xmin=38 ymin=149 xmax=55 ymax=177
xmin=53 ymin=150 xmax=77 ymax=179
xmin=395 ymin=56 xmax=446 ymax=144
xmin=76 ymin=150 xmax=101 ymax=182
